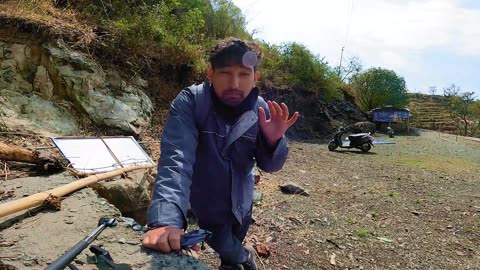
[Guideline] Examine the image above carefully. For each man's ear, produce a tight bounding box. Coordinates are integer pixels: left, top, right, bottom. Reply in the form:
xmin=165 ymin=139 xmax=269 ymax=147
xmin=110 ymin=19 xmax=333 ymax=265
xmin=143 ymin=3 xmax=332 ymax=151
xmin=207 ymin=67 xmax=213 ymax=80
xmin=254 ymin=71 xmax=260 ymax=85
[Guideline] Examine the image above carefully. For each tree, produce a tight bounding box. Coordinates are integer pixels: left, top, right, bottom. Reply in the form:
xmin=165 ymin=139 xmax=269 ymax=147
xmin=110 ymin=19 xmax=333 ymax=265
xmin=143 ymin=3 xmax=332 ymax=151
xmin=443 ymin=86 xmax=479 ymax=136
xmin=350 ymin=68 xmax=408 ymax=111
xmin=258 ymin=42 xmax=343 ymax=100
xmin=335 ymin=57 xmax=362 ymax=83
xmin=443 ymin=84 xmax=460 ymax=98
xmin=428 ymin=86 xmax=437 ymax=96
xmin=208 ymin=0 xmax=249 ymax=39
xmin=470 ymin=100 xmax=480 ymax=136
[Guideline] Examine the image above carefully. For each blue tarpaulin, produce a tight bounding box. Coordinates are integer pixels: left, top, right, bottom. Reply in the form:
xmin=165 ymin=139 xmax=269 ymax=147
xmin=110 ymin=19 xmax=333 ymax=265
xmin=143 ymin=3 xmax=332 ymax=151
xmin=373 ymin=110 xmax=411 ymax=122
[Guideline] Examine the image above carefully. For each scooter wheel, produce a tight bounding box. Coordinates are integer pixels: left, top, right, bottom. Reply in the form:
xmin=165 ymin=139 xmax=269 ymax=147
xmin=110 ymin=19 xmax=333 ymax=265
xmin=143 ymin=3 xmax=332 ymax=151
xmin=328 ymin=143 xmax=338 ymax=151
xmin=360 ymin=144 xmax=371 ymax=152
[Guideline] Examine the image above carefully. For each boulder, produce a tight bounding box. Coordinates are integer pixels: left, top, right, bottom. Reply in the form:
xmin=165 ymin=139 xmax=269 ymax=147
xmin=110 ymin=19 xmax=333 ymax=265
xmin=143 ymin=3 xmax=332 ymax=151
xmin=0 ymin=89 xmax=79 ymax=135
xmin=92 ymin=169 xmax=155 ymax=225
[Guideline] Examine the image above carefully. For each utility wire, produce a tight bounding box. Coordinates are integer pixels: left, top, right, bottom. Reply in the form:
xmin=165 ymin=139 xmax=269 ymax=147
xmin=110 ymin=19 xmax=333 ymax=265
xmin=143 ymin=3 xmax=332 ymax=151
xmin=344 ymin=0 xmax=354 ymax=48
xmin=339 ymin=0 xmax=355 ymax=71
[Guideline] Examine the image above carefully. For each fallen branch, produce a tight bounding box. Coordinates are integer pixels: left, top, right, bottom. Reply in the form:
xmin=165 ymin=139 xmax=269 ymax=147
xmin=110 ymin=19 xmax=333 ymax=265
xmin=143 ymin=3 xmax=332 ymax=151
xmin=0 ymin=141 xmax=64 ymax=170
xmin=0 ymin=164 xmax=154 ymax=218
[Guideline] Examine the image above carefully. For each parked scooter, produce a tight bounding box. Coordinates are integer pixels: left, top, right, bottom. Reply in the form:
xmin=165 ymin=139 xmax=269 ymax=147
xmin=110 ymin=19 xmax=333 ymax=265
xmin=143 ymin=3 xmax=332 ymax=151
xmin=328 ymin=127 xmax=375 ymax=152
xmin=387 ymin=127 xmax=395 ymax=138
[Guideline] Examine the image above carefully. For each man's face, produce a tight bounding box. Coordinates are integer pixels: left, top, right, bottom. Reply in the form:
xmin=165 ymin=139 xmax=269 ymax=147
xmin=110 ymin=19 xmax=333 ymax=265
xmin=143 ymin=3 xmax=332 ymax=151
xmin=208 ymin=64 xmax=260 ymax=106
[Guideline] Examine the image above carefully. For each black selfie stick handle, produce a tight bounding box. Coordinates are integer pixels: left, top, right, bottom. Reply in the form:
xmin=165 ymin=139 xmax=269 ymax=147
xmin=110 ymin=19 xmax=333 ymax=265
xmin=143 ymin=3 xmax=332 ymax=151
xmin=45 ymin=223 xmax=108 ymax=270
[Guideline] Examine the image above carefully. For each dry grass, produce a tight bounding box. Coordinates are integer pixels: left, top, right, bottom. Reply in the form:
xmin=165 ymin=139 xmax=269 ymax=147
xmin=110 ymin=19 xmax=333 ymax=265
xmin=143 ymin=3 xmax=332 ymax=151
xmin=0 ymin=0 xmax=98 ymax=47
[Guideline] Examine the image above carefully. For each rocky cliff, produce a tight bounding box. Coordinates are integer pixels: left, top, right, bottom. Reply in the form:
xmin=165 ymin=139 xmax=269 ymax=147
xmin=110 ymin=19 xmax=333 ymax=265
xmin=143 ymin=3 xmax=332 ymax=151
xmin=0 ymin=39 xmax=152 ymax=136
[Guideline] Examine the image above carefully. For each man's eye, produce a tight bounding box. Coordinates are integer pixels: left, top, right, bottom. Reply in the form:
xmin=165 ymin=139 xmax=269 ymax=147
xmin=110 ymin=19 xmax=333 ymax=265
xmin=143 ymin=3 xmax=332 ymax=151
xmin=240 ymin=73 xmax=250 ymax=76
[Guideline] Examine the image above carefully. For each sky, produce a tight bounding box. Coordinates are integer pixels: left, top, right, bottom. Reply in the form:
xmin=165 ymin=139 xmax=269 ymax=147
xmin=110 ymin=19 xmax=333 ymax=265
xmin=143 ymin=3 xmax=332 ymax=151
xmin=231 ymin=0 xmax=480 ymax=98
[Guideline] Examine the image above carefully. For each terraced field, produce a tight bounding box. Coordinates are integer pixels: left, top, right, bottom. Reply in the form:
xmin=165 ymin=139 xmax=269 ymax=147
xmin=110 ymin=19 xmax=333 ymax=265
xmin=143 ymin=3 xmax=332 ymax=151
xmin=407 ymin=94 xmax=456 ymax=132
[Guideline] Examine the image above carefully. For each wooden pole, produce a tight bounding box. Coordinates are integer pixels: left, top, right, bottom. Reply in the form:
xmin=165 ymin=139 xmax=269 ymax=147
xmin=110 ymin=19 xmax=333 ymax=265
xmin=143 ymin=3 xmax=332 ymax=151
xmin=0 ymin=164 xmax=154 ymax=218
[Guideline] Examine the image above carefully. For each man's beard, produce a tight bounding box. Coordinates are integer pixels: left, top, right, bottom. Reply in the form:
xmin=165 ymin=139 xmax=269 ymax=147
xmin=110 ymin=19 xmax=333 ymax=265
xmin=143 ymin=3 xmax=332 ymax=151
xmin=219 ymin=89 xmax=245 ymax=106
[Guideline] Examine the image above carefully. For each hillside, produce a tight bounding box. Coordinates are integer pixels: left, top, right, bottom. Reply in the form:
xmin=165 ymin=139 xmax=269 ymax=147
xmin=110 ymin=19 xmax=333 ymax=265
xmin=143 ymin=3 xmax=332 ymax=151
xmin=0 ymin=1 xmax=368 ymax=140
xmin=1 ymin=2 xmax=479 ymax=270
xmin=407 ymin=93 xmax=456 ymax=132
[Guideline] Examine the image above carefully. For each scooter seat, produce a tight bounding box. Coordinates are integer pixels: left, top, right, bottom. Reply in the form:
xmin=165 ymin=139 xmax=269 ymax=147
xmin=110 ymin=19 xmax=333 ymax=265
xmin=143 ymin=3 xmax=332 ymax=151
xmin=349 ymin=133 xmax=369 ymax=138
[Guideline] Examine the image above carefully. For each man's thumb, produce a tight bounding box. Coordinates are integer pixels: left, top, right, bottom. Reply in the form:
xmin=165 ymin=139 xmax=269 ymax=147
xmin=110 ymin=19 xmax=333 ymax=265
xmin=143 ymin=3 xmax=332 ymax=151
xmin=142 ymin=235 xmax=150 ymax=246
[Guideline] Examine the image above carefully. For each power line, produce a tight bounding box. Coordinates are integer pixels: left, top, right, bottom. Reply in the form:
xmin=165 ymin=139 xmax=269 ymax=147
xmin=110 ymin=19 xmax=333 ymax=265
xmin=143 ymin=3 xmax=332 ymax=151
xmin=344 ymin=0 xmax=354 ymax=47
xmin=339 ymin=0 xmax=354 ymax=72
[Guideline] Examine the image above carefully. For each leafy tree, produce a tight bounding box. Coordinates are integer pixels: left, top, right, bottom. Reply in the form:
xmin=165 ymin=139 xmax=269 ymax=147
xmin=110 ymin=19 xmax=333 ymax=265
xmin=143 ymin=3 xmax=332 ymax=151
xmin=350 ymin=67 xmax=408 ymax=111
xmin=208 ymin=0 xmax=249 ymax=39
xmin=471 ymin=100 xmax=480 ymax=136
xmin=442 ymin=86 xmax=479 ymax=136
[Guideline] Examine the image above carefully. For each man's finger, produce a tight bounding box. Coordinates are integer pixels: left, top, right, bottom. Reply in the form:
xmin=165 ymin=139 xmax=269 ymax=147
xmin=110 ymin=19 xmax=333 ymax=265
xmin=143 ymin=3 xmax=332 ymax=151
xmin=267 ymin=101 xmax=276 ymax=118
xmin=191 ymin=244 xmax=200 ymax=252
xmin=287 ymin=112 xmax=299 ymax=127
xmin=168 ymin=231 xmax=182 ymax=251
xmin=258 ymin=107 xmax=268 ymax=128
xmin=272 ymin=101 xmax=283 ymax=119
xmin=143 ymin=232 xmax=161 ymax=249
xmin=280 ymin=103 xmax=289 ymax=121
xmin=157 ymin=231 xmax=172 ymax=252
xmin=142 ymin=235 xmax=153 ymax=248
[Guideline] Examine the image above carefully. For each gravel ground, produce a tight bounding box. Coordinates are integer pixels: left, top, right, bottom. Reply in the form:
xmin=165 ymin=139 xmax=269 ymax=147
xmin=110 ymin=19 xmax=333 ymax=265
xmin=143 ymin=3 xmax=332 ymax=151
xmin=200 ymin=129 xmax=480 ymax=269
xmin=1 ymin=129 xmax=478 ymax=270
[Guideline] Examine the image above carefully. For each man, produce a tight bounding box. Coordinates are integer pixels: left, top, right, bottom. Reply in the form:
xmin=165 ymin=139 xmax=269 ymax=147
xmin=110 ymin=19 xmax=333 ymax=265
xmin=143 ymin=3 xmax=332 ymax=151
xmin=143 ymin=37 xmax=298 ymax=270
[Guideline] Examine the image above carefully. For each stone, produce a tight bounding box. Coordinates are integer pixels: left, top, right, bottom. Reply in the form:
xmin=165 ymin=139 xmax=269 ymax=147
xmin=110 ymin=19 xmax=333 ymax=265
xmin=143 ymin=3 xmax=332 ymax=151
xmin=279 ymin=182 xmax=310 ymax=196
xmin=253 ymin=190 xmax=263 ymax=205
xmin=92 ymin=170 xmax=155 ymax=225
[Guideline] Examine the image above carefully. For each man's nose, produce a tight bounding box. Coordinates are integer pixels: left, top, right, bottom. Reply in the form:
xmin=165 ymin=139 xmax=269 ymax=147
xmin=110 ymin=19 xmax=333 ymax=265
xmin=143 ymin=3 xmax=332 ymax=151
xmin=229 ymin=74 xmax=240 ymax=88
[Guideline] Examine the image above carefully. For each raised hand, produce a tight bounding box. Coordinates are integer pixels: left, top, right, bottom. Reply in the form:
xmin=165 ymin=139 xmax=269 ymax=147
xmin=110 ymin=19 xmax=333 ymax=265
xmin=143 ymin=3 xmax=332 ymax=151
xmin=258 ymin=101 xmax=299 ymax=146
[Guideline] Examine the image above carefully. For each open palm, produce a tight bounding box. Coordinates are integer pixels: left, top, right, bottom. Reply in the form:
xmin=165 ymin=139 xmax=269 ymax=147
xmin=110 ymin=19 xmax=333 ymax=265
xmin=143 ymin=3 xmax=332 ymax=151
xmin=258 ymin=101 xmax=299 ymax=146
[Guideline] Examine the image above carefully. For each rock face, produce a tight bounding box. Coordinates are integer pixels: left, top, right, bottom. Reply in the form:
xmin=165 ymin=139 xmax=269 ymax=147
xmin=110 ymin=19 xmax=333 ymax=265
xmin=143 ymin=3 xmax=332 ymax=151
xmin=0 ymin=40 xmax=153 ymax=135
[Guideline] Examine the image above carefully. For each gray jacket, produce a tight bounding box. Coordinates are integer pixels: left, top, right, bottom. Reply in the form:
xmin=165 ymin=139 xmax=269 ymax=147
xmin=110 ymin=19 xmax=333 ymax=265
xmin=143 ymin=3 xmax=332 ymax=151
xmin=147 ymin=81 xmax=289 ymax=228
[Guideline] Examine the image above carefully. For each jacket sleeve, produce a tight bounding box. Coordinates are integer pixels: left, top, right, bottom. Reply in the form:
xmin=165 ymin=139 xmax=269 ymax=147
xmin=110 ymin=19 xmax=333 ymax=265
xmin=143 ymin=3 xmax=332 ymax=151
xmin=147 ymin=89 xmax=197 ymax=229
xmin=255 ymin=102 xmax=289 ymax=173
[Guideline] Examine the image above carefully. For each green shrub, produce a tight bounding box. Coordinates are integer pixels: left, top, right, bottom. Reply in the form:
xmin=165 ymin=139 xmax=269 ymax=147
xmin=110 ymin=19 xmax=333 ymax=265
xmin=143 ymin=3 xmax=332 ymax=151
xmin=260 ymin=42 xmax=343 ymax=101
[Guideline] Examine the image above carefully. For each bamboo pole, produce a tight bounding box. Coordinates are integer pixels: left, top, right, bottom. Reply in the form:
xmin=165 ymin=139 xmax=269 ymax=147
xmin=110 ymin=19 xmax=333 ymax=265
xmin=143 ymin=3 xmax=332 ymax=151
xmin=0 ymin=164 xmax=155 ymax=218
